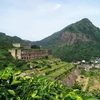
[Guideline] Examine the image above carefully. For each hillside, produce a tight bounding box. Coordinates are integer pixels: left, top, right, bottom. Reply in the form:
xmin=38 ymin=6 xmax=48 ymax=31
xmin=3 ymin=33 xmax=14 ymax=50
xmin=0 ymin=32 xmax=26 ymax=43
xmin=77 ymin=68 xmax=100 ymax=93
xmin=0 ymin=57 xmax=100 ymax=100
xmin=32 ymin=18 xmax=100 ymax=62
xmin=25 ymin=57 xmax=75 ymax=81
xmin=0 ymin=32 xmax=31 ymax=69
xmin=0 ymin=28 xmax=100 ymax=100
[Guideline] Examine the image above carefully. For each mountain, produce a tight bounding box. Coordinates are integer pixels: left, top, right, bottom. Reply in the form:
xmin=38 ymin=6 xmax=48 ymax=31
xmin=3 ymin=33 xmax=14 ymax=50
xmin=0 ymin=32 xmax=26 ymax=43
xmin=0 ymin=32 xmax=31 ymax=50
xmin=32 ymin=18 xmax=100 ymax=62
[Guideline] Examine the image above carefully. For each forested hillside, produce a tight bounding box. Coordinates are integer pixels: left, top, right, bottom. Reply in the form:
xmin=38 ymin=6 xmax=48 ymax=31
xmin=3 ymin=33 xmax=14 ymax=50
xmin=0 ymin=32 xmax=25 ymax=43
xmin=0 ymin=32 xmax=30 ymax=69
xmin=0 ymin=44 xmax=26 ymax=70
xmin=32 ymin=18 xmax=100 ymax=62
xmin=0 ymin=60 xmax=100 ymax=100
xmin=0 ymin=30 xmax=100 ymax=100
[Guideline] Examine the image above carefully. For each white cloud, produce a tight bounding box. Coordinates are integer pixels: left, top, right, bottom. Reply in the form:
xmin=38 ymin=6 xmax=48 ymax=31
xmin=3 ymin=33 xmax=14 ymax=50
xmin=54 ymin=4 xmax=62 ymax=10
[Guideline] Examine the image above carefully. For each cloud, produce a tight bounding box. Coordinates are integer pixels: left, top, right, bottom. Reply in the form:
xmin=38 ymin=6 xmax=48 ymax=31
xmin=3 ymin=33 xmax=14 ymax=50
xmin=0 ymin=0 xmax=100 ymax=41
xmin=54 ymin=4 xmax=62 ymax=10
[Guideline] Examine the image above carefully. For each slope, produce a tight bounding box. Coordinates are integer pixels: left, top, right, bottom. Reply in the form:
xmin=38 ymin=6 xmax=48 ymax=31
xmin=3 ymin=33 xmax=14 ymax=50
xmin=32 ymin=18 xmax=100 ymax=62
xmin=0 ymin=32 xmax=26 ymax=43
xmin=0 ymin=32 xmax=28 ymax=69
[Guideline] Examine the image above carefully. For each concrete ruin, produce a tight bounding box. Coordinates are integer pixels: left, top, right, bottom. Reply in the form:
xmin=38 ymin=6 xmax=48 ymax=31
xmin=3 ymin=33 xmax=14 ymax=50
xmin=9 ymin=43 xmax=52 ymax=61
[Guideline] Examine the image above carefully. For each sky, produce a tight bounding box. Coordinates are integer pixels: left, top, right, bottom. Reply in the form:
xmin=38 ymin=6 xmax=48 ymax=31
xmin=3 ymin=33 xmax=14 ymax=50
xmin=0 ymin=0 xmax=100 ymax=41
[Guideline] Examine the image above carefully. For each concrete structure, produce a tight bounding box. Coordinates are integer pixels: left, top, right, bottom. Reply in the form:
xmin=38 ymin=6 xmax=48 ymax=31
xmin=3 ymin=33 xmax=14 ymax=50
xmin=9 ymin=43 xmax=52 ymax=61
xmin=9 ymin=49 xmax=52 ymax=61
xmin=12 ymin=43 xmax=31 ymax=49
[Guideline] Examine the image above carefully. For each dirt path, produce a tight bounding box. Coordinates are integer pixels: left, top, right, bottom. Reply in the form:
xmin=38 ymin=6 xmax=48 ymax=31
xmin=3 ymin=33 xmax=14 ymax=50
xmin=76 ymin=76 xmax=89 ymax=91
xmin=89 ymin=79 xmax=100 ymax=91
xmin=82 ymin=77 xmax=89 ymax=91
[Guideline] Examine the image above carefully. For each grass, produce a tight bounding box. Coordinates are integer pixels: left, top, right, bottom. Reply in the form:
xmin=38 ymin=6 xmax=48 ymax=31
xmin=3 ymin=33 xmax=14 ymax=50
xmin=79 ymin=68 xmax=100 ymax=92
xmin=48 ymin=65 xmax=74 ymax=78
xmin=59 ymin=67 xmax=75 ymax=80
xmin=42 ymin=63 xmax=67 ymax=73
xmin=23 ymin=57 xmax=75 ymax=81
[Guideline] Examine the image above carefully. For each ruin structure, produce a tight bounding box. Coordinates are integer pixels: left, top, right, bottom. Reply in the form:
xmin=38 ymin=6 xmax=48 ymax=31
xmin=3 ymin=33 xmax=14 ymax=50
xmin=9 ymin=43 xmax=52 ymax=61
xmin=12 ymin=43 xmax=31 ymax=49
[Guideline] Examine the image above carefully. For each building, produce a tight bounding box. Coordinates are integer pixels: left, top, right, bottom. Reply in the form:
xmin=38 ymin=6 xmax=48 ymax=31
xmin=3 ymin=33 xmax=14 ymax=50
xmin=12 ymin=43 xmax=31 ymax=49
xmin=9 ymin=43 xmax=52 ymax=61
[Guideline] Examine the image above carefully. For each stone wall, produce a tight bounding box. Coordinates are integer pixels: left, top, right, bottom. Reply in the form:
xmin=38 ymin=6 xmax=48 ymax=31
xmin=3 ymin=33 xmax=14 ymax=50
xmin=62 ymin=69 xmax=80 ymax=86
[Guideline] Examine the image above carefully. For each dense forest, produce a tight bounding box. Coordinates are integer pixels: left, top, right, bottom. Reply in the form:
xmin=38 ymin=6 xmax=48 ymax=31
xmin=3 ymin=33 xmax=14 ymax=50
xmin=0 ymin=42 xmax=27 ymax=70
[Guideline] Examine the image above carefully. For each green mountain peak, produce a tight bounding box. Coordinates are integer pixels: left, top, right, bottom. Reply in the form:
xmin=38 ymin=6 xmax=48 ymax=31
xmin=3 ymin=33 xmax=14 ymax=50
xmin=80 ymin=18 xmax=91 ymax=22
xmin=33 ymin=18 xmax=100 ymax=62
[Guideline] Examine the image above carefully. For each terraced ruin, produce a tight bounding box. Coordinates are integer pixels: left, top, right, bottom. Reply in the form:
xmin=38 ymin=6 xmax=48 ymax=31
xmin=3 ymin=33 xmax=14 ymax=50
xmin=22 ymin=57 xmax=80 ymax=86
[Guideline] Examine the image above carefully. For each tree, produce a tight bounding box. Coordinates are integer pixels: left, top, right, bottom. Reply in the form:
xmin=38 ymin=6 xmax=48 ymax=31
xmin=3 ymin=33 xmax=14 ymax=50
xmin=31 ymin=45 xmax=40 ymax=49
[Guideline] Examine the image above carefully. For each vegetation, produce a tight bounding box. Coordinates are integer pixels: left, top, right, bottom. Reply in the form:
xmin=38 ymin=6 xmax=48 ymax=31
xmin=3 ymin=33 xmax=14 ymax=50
xmin=31 ymin=45 xmax=40 ymax=49
xmin=32 ymin=18 xmax=100 ymax=62
xmin=0 ymin=67 xmax=99 ymax=100
xmin=25 ymin=57 xmax=75 ymax=80
xmin=0 ymin=47 xmax=27 ymax=70
xmin=1 ymin=21 xmax=100 ymax=99
xmin=0 ymin=32 xmax=25 ymax=44
xmin=76 ymin=68 xmax=100 ymax=99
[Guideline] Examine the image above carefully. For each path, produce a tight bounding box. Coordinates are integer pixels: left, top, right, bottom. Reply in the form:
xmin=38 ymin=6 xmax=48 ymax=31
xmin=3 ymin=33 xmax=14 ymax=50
xmin=82 ymin=77 xmax=89 ymax=91
xmin=76 ymin=76 xmax=89 ymax=91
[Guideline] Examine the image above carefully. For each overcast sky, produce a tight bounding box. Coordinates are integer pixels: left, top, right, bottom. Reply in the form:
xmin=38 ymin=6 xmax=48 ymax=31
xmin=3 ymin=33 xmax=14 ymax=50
xmin=0 ymin=0 xmax=100 ymax=41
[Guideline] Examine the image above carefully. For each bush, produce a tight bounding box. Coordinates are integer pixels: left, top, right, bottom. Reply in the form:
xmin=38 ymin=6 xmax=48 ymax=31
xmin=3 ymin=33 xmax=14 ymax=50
xmin=0 ymin=67 xmax=99 ymax=100
xmin=0 ymin=67 xmax=84 ymax=100
xmin=47 ymin=64 xmax=52 ymax=68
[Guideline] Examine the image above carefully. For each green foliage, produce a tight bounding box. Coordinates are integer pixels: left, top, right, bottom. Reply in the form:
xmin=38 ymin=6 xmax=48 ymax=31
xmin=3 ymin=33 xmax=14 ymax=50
xmin=80 ymin=69 xmax=100 ymax=99
xmin=32 ymin=18 xmax=100 ymax=62
xmin=31 ymin=45 xmax=40 ymax=49
xmin=0 ymin=67 xmax=85 ymax=100
xmin=81 ymin=68 xmax=100 ymax=77
xmin=0 ymin=33 xmax=29 ymax=70
xmin=81 ymin=70 xmax=90 ymax=77
xmin=29 ymin=57 xmax=74 ymax=80
xmin=72 ymin=82 xmax=83 ymax=90
xmin=53 ymin=40 xmax=100 ymax=62
xmin=86 ymin=98 xmax=99 ymax=100
xmin=13 ymin=59 xmax=27 ymax=68
xmin=0 ymin=32 xmax=25 ymax=44
xmin=0 ymin=66 xmax=99 ymax=100
xmin=0 ymin=49 xmax=14 ymax=69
